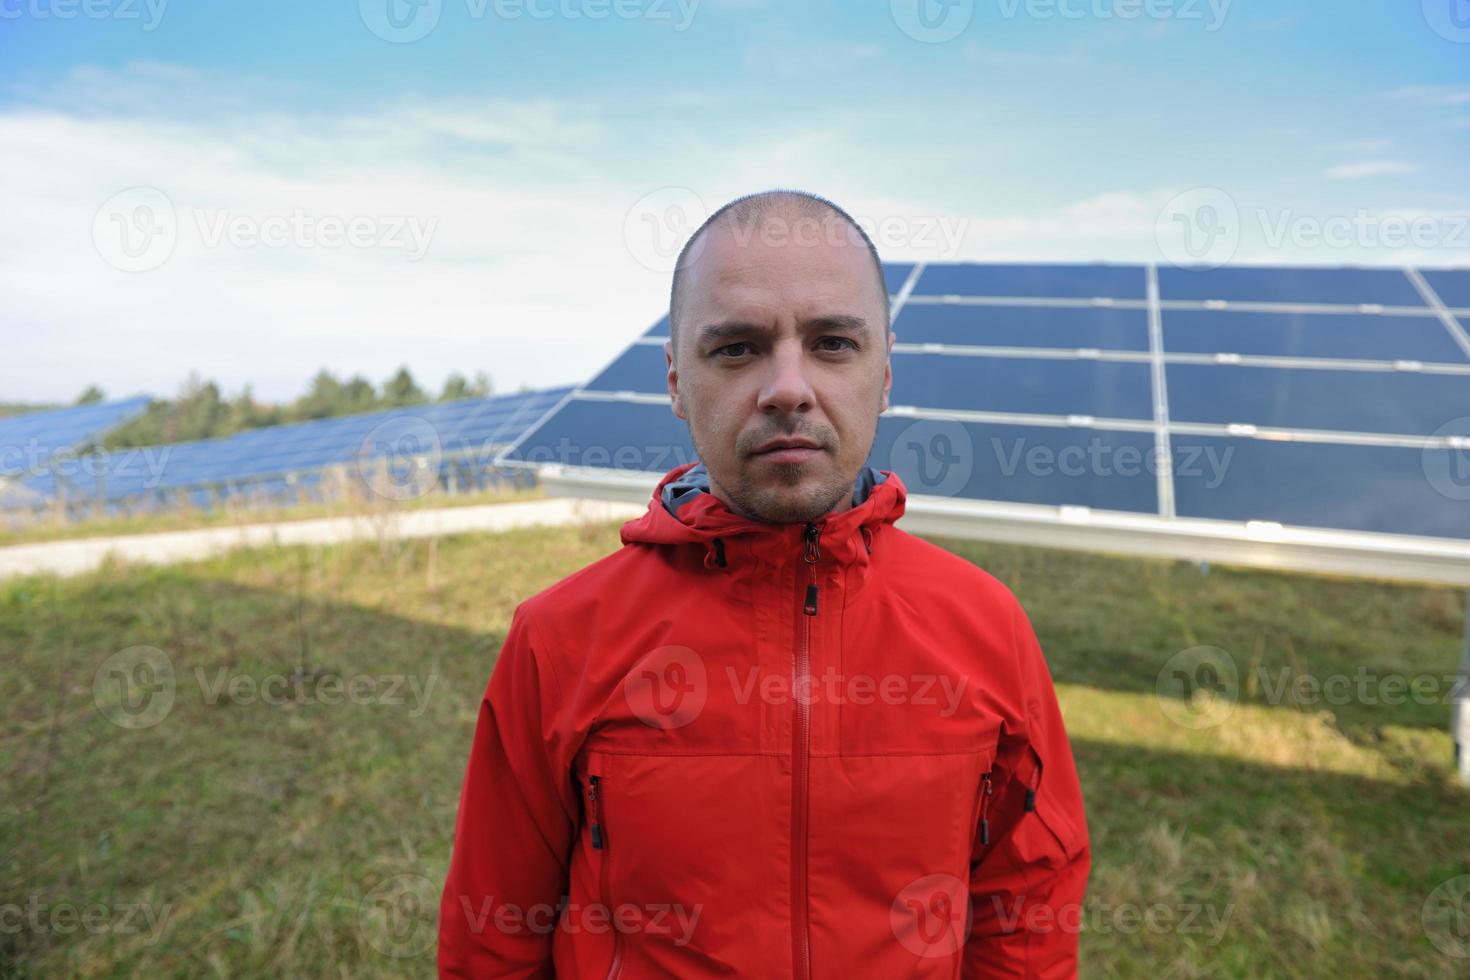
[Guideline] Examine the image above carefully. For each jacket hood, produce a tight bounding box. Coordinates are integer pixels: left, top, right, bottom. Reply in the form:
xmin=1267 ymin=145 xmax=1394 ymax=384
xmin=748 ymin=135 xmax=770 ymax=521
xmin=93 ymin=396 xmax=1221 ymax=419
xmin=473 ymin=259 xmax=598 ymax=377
xmin=620 ymin=459 xmax=907 ymax=572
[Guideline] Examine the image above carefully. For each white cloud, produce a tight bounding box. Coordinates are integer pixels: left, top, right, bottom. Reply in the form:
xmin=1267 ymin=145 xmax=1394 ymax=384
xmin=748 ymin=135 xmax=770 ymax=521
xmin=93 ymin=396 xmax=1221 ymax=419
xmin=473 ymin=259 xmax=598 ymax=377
xmin=1386 ymin=85 xmax=1470 ymax=107
xmin=1323 ymin=161 xmax=1422 ymax=180
xmin=5 ymin=62 xmax=1468 ymax=405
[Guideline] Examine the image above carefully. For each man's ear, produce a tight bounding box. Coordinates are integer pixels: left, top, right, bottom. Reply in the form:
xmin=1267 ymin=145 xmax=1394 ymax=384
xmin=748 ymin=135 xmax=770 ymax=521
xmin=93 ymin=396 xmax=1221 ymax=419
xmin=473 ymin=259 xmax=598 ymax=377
xmin=666 ymin=340 xmax=686 ymax=419
xmin=880 ymin=328 xmax=895 ymax=413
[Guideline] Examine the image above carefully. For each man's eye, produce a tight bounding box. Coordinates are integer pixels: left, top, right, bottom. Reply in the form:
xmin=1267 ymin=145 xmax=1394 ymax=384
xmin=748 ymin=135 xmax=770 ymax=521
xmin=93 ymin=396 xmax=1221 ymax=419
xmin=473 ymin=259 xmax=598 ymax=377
xmin=715 ymin=342 xmax=753 ymax=358
xmin=817 ymin=337 xmax=856 ymax=352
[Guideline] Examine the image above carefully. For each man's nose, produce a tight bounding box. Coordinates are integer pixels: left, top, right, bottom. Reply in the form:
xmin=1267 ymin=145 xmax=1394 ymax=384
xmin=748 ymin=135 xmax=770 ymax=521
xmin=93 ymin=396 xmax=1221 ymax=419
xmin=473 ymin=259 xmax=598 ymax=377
xmin=756 ymin=339 xmax=816 ymax=415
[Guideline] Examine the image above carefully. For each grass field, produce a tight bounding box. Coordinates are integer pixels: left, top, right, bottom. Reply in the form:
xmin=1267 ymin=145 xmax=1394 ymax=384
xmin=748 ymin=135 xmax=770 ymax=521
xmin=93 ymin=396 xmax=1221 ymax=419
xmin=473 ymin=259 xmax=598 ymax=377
xmin=2 ymin=517 xmax=1467 ymax=978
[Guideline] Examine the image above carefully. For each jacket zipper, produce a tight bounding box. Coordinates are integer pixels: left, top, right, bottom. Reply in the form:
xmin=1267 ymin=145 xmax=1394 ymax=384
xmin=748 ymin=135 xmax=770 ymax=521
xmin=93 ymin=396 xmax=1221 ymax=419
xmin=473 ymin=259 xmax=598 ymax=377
xmin=588 ymin=775 xmax=624 ymax=980
xmin=793 ymin=522 xmax=820 ymax=980
xmin=978 ymin=769 xmax=994 ymax=846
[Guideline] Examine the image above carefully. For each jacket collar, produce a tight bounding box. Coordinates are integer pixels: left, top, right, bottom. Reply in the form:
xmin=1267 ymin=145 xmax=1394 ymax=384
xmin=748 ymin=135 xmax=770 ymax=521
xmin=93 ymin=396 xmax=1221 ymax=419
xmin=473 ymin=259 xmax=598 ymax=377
xmin=620 ymin=460 xmax=907 ymax=573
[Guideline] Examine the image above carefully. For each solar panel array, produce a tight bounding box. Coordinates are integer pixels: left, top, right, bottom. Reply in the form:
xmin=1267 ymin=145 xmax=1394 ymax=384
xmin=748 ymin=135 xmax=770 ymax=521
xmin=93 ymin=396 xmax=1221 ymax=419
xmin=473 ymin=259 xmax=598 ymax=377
xmin=0 ymin=396 xmax=150 ymax=479
xmin=499 ymin=263 xmax=1470 ymax=543
xmin=10 ymin=387 xmax=572 ymax=512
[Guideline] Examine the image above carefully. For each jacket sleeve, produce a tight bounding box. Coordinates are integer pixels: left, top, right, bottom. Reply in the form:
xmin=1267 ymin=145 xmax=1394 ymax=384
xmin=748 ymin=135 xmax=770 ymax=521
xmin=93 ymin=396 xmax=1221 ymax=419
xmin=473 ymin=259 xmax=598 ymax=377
xmin=963 ymin=596 xmax=1091 ymax=979
xmin=439 ymin=603 xmax=577 ymax=978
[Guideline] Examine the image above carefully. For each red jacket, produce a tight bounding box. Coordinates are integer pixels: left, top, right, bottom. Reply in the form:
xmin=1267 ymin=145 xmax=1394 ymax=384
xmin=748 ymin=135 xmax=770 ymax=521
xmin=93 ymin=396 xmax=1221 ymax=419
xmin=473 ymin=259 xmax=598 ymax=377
xmin=439 ymin=461 xmax=1090 ymax=978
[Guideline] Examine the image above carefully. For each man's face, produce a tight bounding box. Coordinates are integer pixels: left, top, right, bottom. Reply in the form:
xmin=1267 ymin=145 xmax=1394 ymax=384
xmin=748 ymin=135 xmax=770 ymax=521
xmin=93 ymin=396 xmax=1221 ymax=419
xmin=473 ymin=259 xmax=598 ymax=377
xmin=666 ymin=213 xmax=894 ymax=524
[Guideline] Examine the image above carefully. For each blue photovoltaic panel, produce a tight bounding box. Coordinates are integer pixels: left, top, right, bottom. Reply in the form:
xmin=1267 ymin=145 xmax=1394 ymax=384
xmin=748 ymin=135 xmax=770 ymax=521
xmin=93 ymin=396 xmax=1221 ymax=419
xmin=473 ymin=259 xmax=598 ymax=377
xmin=873 ymin=418 xmax=1158 ymax=514
xmin=507 ymin=262 xmax=1470 ymax=545
xmin=506 ymin=403 xmax=1162 ymax=514
xmin=884 ymin=262 xmax=915 ymax=295
xmin=1166 ymin=364 xmax=1470 ymax=436
xmin=13 ymin=388 xmax=572 ymax=507
xmin=585 ymin=344 xmax=667 ymax=395
xmin=890 ymin=353 xmax=1153 ymax=421
xmin=501 ymin=398 xmax=695 ymax=473
xmin=1157 ymin=266 xmax=1424 ymax=307
xmin=914 ymin=263 xmax=1147 ymax=300
xmin=895 ymin=304 xmax=1149 ymax=351
xmin=1161 ymin=309 xmax=1470 ymax=364
xmin=0 ymin=396 xmax=150 ymax=478
xmin=1421 ymin=269 xmax=1470 ymax=310
xmin=1173 ymin=437 xmax=1470 ymax=540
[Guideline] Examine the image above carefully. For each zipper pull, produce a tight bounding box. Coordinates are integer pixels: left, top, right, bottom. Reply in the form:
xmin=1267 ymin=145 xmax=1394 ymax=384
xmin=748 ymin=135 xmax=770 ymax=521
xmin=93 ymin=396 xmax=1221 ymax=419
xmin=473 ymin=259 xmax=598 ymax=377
xmin=804 ymin=583 xmax=819 ymax=616
xmin=979 ymin=770 xmax=994 ymax=845
xmin=588 ymin=775 xmax=605 ymax=850
xmin=803 ymin=523 xmax=821 ymax=563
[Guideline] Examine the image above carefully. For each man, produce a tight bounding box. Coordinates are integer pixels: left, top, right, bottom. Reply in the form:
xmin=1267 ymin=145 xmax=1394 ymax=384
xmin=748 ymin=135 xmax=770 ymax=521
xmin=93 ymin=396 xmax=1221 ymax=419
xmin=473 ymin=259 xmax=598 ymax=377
xmin=439 ymin=190 xmax=1091 ymax=977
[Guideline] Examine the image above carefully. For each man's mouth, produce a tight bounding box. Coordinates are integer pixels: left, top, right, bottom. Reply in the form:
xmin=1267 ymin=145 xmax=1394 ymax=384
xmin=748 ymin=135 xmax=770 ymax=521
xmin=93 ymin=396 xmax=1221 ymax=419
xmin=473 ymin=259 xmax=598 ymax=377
xmin=752 ymin=439 xmax=823 ymax=463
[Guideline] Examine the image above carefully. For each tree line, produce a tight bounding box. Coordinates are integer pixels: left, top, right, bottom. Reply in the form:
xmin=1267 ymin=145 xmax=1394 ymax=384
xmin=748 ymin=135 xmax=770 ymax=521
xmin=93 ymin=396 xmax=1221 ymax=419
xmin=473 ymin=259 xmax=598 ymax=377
xmin=73 ymin=366 xmax=496 ymax=449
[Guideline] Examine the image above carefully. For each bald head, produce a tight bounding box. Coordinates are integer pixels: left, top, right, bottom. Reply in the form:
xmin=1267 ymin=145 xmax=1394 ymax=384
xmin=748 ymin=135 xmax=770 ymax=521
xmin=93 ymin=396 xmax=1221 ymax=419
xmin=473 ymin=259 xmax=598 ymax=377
xmin=668 ymin=190 xmax=890 ymax=359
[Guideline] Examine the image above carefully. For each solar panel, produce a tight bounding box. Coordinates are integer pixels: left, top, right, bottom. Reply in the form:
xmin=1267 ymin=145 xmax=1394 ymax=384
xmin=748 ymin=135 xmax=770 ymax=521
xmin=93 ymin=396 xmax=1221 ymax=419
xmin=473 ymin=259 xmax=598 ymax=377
xmin=1419 ymin=269 xmax=1470 ymax=310
xmin=0 ymin=396 xmax=150 ymax=478
xmin=11 ymin=387 xmax=573 ymax=510
xmin=507 ymin=398 xmax=696 ymax=474
xmin=1166 ymin=364 xmax=1469 ymax=436
xmin=915 ymin=262 xmax=1146 ymax=300
xmin=1158 ymin=266 xmax=1426 ymax=307
xmin=873 ymin=418 xmax=1159 ymax=514
xmin=1173 ymin=437 xmax=1470 ymax=540
xmin=1161 ymin=309 xmax=1470 ymax=364
xmin=895 ymin=304 xmax=1149 ymax=351
xmin=883 ymin=262 xmax=916 ymax=294
xmin=585 ymin=345 xmax=667 ymax=395
xmin=500 ymin=262 xmax=1470 ymax=559
xmin=890 ymin=353 xmax=1153 ymax=421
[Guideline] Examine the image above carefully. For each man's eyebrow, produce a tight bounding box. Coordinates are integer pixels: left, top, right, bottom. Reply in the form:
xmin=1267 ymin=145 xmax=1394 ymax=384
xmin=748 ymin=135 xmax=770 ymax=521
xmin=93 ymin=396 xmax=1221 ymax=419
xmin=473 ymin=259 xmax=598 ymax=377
xmin=695 ymin=321 xmax=768 ymax=347
xmin=695 ymin=315 xmax=872 ymax=347
xmin=805 ymin=314 xmax=871 ymax=334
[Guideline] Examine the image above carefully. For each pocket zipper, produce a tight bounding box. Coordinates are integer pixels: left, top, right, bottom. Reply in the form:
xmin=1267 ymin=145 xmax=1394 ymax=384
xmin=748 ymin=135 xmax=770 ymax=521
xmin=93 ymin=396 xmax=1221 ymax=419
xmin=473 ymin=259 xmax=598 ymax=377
xmin=978 ymin=769 xmax=994 ymax=846
xmin=587 ymin=774 xmax=623 ymax=980
xmin=588 ymin=775 xmax=606 ymax=849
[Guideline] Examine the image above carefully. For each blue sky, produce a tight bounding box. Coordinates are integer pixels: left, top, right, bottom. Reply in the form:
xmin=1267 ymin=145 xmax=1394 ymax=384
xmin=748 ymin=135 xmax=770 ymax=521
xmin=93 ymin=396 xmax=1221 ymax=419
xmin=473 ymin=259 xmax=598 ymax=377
xmin=2 ymin=0 xmax=1467 ymax=402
